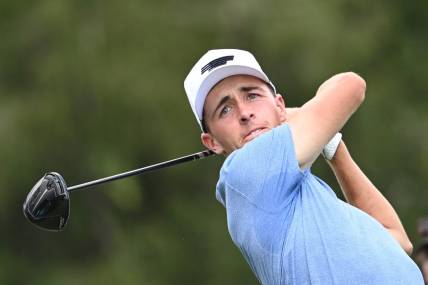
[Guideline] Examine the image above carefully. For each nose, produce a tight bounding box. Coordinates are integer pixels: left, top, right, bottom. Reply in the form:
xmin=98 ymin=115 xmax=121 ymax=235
xmin=239 ymin=105 xmax=255 ymax=124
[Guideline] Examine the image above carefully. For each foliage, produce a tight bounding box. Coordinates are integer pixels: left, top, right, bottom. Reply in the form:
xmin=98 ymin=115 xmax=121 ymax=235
xmin=0 ymin=0 xmax=427 ymax=284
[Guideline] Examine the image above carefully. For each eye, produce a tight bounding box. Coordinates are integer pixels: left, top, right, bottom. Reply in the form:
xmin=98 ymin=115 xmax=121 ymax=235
xmin=219 ymin=105 xmax=232 ymax=117
xmin=247 ymin=93 xmax=259 ymax=100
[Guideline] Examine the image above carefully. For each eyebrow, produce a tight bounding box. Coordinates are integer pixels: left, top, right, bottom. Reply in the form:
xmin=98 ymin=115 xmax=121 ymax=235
xmin=239 ymin=86 xmax=263 ymax=93
xmin=212 ymin=95 xmax=231 ymax=119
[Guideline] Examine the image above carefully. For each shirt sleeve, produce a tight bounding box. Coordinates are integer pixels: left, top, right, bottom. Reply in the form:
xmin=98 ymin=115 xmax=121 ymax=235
xmin=216 ymin=123 xmax=306 ymax=212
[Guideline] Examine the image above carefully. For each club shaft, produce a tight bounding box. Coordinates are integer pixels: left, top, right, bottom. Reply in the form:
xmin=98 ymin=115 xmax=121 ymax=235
xmin=67 ymin=150 xmax=215 ymax=192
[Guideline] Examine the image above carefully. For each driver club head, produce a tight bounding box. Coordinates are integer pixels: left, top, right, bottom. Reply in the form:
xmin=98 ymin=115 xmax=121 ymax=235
xmin=23 ymin=172 xmax=70 ymax=231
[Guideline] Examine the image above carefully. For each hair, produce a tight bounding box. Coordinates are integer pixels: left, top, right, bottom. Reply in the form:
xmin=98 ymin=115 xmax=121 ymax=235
xmin=201 ymin=113 xmax=209 ymax=133
xmin=201 ymin=81 xmax=276 ymax=134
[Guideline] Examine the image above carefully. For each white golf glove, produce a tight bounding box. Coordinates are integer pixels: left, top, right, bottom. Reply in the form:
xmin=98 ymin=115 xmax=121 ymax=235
xmin=322 ymin=132 xmax=342 ymax=160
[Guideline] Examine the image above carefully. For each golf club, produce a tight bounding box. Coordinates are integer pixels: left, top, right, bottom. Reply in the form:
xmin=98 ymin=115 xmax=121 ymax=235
xmin=23 ymin=150 xmax=215 ymax=232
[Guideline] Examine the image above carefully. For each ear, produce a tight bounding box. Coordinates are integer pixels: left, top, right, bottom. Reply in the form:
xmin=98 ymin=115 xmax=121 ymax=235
xmin=274 ymin=94 xmax=287 ymax=123
xmin=201 ymin=132 xmax=225 ymax=155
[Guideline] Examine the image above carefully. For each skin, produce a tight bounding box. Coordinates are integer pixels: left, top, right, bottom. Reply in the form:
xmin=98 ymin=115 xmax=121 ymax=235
xmin=201 ymin=75 xmax=287 ymax=155
xmin=202 ymin=72 xmax=367 ymax=167
xmin=200 ymin=73 xmax=413 ymax=254
xmin=328 ymin=141 xmax=413 ymax=254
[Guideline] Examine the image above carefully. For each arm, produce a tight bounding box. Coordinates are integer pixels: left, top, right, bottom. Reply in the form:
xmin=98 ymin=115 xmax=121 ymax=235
xmin=327 ymin=140 xmax=413 ymax=254
xmin=287 ymin=72 xmax=366 ymax=168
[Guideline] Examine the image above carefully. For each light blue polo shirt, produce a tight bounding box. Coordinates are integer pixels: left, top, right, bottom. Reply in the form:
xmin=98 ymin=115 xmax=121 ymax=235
xmin=216 ymin=124 xmax=423 ymax=284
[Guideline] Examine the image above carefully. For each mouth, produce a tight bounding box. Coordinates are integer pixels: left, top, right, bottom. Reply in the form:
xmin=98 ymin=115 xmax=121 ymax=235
xmin=243 ymin=127 xmax=268 ymax=143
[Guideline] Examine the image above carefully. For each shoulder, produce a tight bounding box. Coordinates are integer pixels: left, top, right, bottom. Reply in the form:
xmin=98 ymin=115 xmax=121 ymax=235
xmin=227 ymin=124 xmax=292 ymax=161
xmin=221 ymin=124 xmax=292 ymax=175
xmin=218 ymin=123 xmax=301 ymax=193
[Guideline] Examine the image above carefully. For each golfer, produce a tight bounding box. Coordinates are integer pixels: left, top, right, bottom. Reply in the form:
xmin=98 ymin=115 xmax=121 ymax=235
xmin=184 ymin=49 xmax=423 ymax=284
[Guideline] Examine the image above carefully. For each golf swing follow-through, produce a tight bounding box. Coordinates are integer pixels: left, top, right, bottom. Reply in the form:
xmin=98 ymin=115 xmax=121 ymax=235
xmin=23 ymin=48 xmax=423 ymax=284
xmin=183 ymin=49 xmax=423 ymax=284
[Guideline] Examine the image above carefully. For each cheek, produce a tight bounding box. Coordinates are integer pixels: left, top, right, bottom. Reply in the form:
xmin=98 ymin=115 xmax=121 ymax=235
xmin=213 ymin=122 xmax=234 ymax=138
xmin=211 ymin=120 xmax=240 ymax=142
xmin=266 ymin=104 xmax=284 ymax=122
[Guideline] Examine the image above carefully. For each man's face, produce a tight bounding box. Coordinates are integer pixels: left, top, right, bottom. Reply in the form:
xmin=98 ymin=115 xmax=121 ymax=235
xmin=201 ymin=75 xmax=287 ymax=155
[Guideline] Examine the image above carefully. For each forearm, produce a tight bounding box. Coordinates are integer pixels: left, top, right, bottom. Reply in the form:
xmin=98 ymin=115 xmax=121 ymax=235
xmin=288 ymin=72 xmax=365 ymax=168
xmin=328 ymin=141 xmax=413 ymax=254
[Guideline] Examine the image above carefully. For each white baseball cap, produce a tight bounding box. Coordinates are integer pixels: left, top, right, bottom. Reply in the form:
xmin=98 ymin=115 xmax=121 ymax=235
xmin=184 ymin=49 xmax=276 ymax=130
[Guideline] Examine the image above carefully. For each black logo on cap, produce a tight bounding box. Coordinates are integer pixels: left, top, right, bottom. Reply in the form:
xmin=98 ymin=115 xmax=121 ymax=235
xmin=201 ymin=56 xmax=234 ymax=75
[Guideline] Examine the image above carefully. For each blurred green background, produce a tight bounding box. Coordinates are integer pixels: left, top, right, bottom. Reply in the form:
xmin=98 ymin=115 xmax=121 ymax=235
xmin=1 ymin=0 xmax=427 ymax=284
